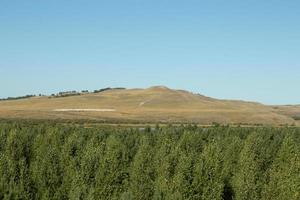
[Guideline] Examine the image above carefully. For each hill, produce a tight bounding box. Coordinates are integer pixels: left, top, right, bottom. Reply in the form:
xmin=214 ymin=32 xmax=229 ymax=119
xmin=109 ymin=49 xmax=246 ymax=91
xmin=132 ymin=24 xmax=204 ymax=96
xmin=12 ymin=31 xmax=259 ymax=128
xmin=272 ymin=105 xmax=300 ymax=122
xmin=0 ymin=86 xmax=298 ymax=125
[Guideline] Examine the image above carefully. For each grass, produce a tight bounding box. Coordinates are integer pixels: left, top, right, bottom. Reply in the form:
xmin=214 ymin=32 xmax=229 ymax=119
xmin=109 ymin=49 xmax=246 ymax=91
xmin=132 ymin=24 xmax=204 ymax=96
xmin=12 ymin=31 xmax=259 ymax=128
xmin=0 ymin=86 xmax=298 ymax=125
xmin=292 ymin=116 xmax=300 ymax=120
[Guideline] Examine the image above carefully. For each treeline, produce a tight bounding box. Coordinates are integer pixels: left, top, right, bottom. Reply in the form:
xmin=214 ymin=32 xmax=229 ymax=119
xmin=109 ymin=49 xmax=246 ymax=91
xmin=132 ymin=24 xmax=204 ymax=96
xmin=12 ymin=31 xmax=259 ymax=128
xmin=93 ymin=87 xmax=126 ymax=93
xmin=50 ymin=87 xmax=126 ymax=98
xmin=50 ymin=91 xmax=81 ymax=98
xmin=0 ymin=122 xmax=300 ymax=200
xmin=0 ymin=95 xmax=36 ymax=101
xmin=0 ymin=87 xmax=127 ymax=101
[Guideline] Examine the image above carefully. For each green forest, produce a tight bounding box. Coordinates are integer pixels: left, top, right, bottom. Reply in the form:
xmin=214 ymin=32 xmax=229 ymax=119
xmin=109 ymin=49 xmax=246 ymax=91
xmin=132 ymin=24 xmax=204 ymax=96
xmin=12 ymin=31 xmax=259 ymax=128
xmin=0 ymin=121 xmax=300 ymax=200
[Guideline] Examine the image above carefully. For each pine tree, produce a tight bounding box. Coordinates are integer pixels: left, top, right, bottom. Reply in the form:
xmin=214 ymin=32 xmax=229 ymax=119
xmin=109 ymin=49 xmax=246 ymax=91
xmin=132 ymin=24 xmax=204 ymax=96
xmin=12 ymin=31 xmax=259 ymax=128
xmin=232 ymin=131 xmax=270 ymax=200
xmin=94 ymin=134 xmax=130 ymax=199
xmin=128 ymin=135 xmax=156 ymax=199
xmin=191 ymin=140 xmax=225 ymax=200
xmin=263 ymin=133 xmax=300 ymax=200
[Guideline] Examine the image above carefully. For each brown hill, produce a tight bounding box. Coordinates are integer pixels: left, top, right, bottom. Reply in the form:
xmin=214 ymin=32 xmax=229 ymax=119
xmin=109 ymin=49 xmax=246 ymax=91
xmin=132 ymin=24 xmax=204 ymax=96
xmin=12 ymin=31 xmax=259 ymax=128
xmin=0 ymin=86 xmax=297 ymax=125
xmin=272 ymin=105 xmax=300 ymax=125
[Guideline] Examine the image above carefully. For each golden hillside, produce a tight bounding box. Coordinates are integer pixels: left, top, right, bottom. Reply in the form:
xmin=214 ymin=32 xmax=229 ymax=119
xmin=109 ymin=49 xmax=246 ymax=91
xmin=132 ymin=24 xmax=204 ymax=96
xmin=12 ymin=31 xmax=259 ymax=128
xmin=0 ymin=86 xmax=297 ymax=125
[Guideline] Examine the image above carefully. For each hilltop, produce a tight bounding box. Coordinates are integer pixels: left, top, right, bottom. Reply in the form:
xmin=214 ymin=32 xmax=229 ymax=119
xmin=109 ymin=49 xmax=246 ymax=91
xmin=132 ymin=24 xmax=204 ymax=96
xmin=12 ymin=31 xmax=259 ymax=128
xmin=0 ymin=86 xmax=299 ymax=125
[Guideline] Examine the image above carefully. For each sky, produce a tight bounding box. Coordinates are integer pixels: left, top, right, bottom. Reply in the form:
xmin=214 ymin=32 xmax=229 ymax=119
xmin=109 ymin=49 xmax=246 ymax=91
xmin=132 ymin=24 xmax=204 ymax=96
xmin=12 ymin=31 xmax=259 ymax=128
xmin=0 ymin=0 xmax=299 ymax=105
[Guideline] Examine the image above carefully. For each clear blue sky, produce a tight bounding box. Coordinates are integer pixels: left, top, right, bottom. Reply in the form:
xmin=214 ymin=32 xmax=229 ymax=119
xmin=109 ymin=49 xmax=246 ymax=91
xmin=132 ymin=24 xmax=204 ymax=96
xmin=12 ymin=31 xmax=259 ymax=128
xmin=0 ymin=0 xmax=299 ymax=104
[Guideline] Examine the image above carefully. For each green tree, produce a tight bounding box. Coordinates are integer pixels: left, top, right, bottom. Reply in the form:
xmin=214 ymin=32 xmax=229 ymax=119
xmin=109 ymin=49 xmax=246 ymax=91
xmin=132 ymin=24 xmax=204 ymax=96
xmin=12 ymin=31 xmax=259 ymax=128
xmin=232 ymin=131 xmax=276 ymax=200
xmin=94 ymin=134 xmax=131 ymax=199
xmin=128 ymin=135 xmax=156 ymax=199
xmin=191 ymin=140 xmax=225 ymax=200
xmin=263 ymin=133 xmax=300 ymax=200
xmin=30 ymin=130 xmax=64 ymax=200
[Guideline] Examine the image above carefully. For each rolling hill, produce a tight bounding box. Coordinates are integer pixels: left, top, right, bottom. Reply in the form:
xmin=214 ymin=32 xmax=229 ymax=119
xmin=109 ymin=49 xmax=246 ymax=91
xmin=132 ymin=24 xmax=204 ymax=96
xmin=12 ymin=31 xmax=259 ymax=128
xmin=0 ymin=86 xmax=298 ymax=125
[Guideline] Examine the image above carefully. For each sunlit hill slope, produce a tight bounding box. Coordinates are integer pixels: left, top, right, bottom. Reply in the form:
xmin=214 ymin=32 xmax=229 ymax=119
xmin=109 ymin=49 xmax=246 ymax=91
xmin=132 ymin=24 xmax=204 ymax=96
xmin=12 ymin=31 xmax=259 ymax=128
xmin=0 ymin=86 xmax=298 ymax=125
